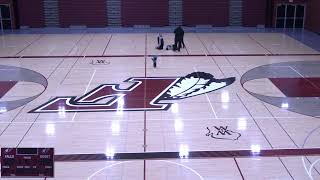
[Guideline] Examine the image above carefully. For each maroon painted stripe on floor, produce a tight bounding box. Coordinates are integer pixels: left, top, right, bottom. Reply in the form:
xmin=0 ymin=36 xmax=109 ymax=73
xmin=1 ymin=148 xmax=320 ymax=162
xmin=0 ymin=53 xmax=320 ymax=59
xmin=0 ymin=81 xmax=17 ymax=99
xmin=14 ymin=148 xmax=318 ymax=162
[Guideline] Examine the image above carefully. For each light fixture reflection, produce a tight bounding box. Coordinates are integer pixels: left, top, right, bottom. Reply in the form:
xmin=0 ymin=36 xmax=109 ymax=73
xmin=46 ymin=123 xmax=55 ymax=137
xmin=179 ymin=144 xmax=189 ymax=159
xmin=251 ymin=144 xmax=261 ymax=155
xmin=116 ymin=109 xmax=123 ymax=115
xmin=281 ymin=103 xmax=289 ymax=109
xmin=116 ymin=96 xmax=125 ymax=115
xmin=222 ymin=103 xmax=229 ymax=110
xmin=58 ymin=106 xmax=66 ymax=118
xmin=174 ymin=118 xmax=184 ymax=134
xmin=105 ymin=147 xmax=115 ymax=159
xmin=0 ymin=107 xmax=7 ymax=113
xmin=221 ymin=91 xmax=230 ymax=103
xmin=237 ymin=118 xmax=247 ymax=130
xmin=111 ymin=121 xmax=120 ymax=136
xmin=171 ymin=103 xmax=179 ymax=113
xmin=118 ymin=97 xmax=124 ymax=107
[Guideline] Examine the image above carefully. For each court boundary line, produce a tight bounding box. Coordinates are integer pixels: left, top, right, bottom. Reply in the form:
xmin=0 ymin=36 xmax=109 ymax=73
xmin=195 ymin=33 xmax=227 ymax=77
xmin=247 ymin=34 xmax=273 ymax=55
xmin=101 ymin=34 xmax=113 ymax=55
xmin=14 ymin=34 xmax=44 ymax=56
xmin=262 ymin=102 xmax=320 ymax=176
xmin=143 ymin=33 xmax=147 ymax=180
xmin=233 ymin=158 xmax=245 ymax=180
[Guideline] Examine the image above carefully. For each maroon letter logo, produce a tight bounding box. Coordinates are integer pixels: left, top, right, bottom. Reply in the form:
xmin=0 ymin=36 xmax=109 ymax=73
xmin=30 ymin=72 xmax=235 ymax=113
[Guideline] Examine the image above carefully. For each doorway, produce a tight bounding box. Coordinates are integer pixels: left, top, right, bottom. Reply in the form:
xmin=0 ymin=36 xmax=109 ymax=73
xmin=275 ymin=4 xmax=305 ymax=29
xmin=0 ymin=4 xmax=12 ymax=30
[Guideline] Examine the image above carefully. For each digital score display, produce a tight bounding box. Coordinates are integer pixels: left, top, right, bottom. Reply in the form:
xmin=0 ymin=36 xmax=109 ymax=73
xmin=1 ymin=148 xmax=54 ymax=178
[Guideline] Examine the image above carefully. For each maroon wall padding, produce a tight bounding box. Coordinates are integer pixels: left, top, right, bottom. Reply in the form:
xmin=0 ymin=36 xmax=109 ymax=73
xmin=243 ymin=0 xmax=267 ymax=26
xmin=121 ymin=0 xmax=168 ymax=26
xmin=306 ymin=0 xmax=320 ymax=33
xmin=17 ymin=0 xmax=44 ymax=28
xmin=59 ymin=0 xmax=107 ymax=27
xmin=183 ymin=0 xmax=229 ymax=26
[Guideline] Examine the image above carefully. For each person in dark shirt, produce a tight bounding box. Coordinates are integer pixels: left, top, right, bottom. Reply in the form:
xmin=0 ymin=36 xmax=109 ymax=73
xmin=181 ymin=29 xmax=186 ymax=48
xmin=156 ymin=34 xmax=164 ymax=50
xmin=151 ymin=55 xmax=158 ymax=68
xmin=174 ymin=26 xmax=185 ymax=51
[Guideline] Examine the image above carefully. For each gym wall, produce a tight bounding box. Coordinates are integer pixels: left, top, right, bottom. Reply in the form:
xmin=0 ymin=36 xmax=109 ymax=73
xmin=59 ymin=0 xmax=107 ymax=27
xmin=183 ymin=0 xmax=229 ymax=26
xmin=122 ymin=0 xmax=168 ymax=26
xmin=17 ymin=0 xmax=44 ymax=28
xmin=13 ymin=0 xmax=320 ymax=33
xmin=306 ymin=0 xmax=320 ymax=33
xmin=243 ymin=0 xmax=266 ymax=26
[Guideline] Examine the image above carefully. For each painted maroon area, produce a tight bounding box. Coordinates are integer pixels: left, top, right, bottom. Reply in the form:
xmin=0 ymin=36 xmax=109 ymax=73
xmin=243 ymin=0 xmax=267 ymax=27
xmin=270 ymin=78 xmax=320 ymax=97
xmin=121 ymin=0 xmax=168 ymax=26
xmin=307 ymin=78 xmax=320 ymax=89
xmin=17 ymin=0 xmax=44 ymax=28
xmin=0 ymin=81 xmax=17 ymax=99
xmin=183 ymin=0 xmax=229 ymax=26
xmin=59 ymin=0 xmax=107 ymax=27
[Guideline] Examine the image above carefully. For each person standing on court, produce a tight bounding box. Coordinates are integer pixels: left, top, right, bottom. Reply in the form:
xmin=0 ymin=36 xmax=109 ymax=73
xmin=181 ymin=27 xmax=186 ymax=48
xmin=174 ymin=26 xmax=184 ymax=51
xmin=156 ymin=34 xmax=164 ymax=50
xmin=151 ymin=55 xmax=158 ymax=68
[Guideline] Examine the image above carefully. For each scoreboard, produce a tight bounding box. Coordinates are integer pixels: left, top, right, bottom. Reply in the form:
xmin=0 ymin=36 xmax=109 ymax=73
xmin=1 ymin=148 xmax=54 ymax=178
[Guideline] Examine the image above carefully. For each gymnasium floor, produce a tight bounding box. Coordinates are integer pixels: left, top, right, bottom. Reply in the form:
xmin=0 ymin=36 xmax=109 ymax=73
xmin=0 ymin=31 xmax=320 ymax=179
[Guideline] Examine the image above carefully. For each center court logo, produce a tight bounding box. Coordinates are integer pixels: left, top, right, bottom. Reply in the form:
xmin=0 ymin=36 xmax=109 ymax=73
xmin=30 ymin=72 xmax=235 ymax=113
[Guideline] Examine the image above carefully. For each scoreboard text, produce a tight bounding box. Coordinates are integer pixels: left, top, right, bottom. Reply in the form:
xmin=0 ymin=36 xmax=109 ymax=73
xmin=1 ymin=148 xmax=54 ymax=178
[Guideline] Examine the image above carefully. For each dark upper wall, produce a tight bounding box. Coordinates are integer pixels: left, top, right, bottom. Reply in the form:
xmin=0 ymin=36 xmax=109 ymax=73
xmin=121 ymin=0 xmax=168 ymax=26
xmin=17 ymin=0 xmax=44 ymax=28
xmin=243 ymin=0 xmax=267 ymax=26
xmin=306 ymin=0 xmax=320 ymax=33
xmin=59 ymin=0 xmax=107 ymax=27
xmin=183 ymin=0 xmax=229 ymax=26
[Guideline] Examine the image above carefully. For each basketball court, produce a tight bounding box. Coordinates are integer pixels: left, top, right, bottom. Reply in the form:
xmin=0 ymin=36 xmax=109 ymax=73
xmin=0 ymin=31 xmax=319 ymax=179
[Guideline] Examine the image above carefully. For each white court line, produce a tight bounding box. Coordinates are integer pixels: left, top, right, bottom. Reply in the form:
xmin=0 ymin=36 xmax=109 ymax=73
xmin=302 ymin=157 xmax=313 ymax=180
xmin=84 ymin=69 xmax=97 ymax=94
xmin=193 ymin=67 xmax=218 ymax=119
xmin=301 ymin=124 xmax=320 ymax=180
xmin=72 ymin=69 xmax=96 ymax=122
xmin=87 ymin=161 xmax=129 ymax=180
xmin=86 ymin=160 xmax=203 ymax=180
xmin=308 ymin=158 xmax=320 ymax=180
xmin=289 ymin=66 xmax=305 ymax=78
